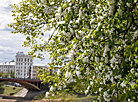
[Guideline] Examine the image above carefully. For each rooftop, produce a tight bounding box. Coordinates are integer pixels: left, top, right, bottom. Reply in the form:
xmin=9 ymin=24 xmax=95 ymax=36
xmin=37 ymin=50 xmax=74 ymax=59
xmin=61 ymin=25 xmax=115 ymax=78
xmin=0 ymin=62 xmax=15 ymax=65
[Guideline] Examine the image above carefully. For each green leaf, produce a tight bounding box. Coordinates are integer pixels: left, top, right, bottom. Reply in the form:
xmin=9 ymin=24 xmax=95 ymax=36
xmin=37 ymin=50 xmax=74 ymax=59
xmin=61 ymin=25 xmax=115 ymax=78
xmin=135 ymin=58 xmax=138 ymax=64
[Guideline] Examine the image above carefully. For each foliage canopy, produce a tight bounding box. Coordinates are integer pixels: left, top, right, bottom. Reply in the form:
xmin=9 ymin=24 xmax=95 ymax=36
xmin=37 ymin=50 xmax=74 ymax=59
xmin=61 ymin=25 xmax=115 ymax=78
xmin=9 ymin=0 xmax=138 ymax=101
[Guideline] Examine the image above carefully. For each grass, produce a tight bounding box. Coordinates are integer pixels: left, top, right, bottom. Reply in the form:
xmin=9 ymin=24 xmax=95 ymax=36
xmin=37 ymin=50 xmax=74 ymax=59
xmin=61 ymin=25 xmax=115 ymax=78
xmin=0 ymin=85 xmax=23 ymax=96
xmin=33 ymin=91 xmax=96 ymax=102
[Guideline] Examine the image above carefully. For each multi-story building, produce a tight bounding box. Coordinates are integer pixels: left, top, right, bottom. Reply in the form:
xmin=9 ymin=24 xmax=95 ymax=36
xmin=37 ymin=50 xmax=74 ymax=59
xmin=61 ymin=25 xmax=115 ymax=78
xmin=32 ymin=64 xmax=47 ymax=79
xmin=15 ymin=51 xmax=33 ymax=79
xmin=0 ymin=51 xmax=47 ymax=79
xmin=0 ymin=62 xmax=15 ymax=77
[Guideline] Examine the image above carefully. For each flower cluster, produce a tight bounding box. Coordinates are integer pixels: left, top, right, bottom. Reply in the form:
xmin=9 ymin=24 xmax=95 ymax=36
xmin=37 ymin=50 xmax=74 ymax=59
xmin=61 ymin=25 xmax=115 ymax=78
xmin=10 ymin=0 xmax=138 ymax=102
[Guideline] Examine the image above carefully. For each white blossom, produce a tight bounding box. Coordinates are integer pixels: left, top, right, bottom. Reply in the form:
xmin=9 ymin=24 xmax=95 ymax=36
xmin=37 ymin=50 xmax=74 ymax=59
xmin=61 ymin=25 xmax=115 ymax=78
xmin=65 ymin=71 xmax=71 ymax=78
xmin=103 ymin=45 xmax=110 ymax=57
xmin=57 ymin=69 xmax=60 ymax=75
xmin=79 ymin=9 xmax=82 ymax=18
xmin=76 ymin=71 xmax=80 ymax=77
xmin=87 ymin=86 xmax=90 ymax=90
xmin=58 ymin=86 xmax=62 ymax=90
xmin=115 ymin=75 xmax=121 ymax=79
xmin=99 ymin=87 xmax=102 ymax=91
xmin=111 ymin=77 xmax=114 ymax=83
xmin=130 ymin=68 xmax=134 ymax=73
xmin=90 ymin=81 xmax=94 ymax=86
xmin=50 ymin=86 xmax=54 ymax=91
xmin=42 ymin=0 xmax=47 ymax=4
xmin=58 ymin=7 xmax=61 ymax=14
xmin=135 ymin=73 xmax=138 ymax=77
xmin=95 ymin=57 xmax=99 ymax=63
xmin=133 ymin=30 xmax=138 ymax=39
xmin=71 ymin=65 xmax=75 ymax=68
xmin=93 ymin=76 xmax=95 ymax=79
xmin=55 ymin=13 xmax=61 ymax=20
xmin=73 ymin=25 xmax=78 ymax=28
xmin=51 ymin=57 xmax=54 ymax=61
xmin=76 ymin=33 xmax=80 ymax=39
xmin=83 ymin=57 xmax=89 ymax=63
xmin=108 ymin=0 xmax=114 ymax=4
xmin=43 ymin=5 xmax=54 ymax=14
xmin=76 ymin=66 xmax=80 ymax=70
xmin=110 ymin=56 xmax=116 ymax=64
xmin=70 ymin=28 xmax=74 ymax=33
xmin=105 ymin=57 xmax=108 ymax=63
xmin=46 ymin=92 xmax=49 ymax=98
xmin=108 ymin=5 xmax=114 ymax=16
xmin=76 ymin=18 xmax=80 ymax=23
xmin=55 ymin=83 xmax=57 ymax=86
xmin=120 ymin=82 xmax=126 ymax=88
xmin=78 ymin=30 xmax=84 ymax=36
xmin=73 ymin=44 xmax=77 ymax=49
xmin=123 ymin=89 xmax=126 ymax=93
xmin=118 ymin=9 xmax=122 ymax=16
xmin=126 ymin=3 xmax=130 ymax=7
xmin=68 ymin=7 xmax=71 ymax=12
xmin=106 ymin=74 xmax=110 ymax=80
xmin=103 ymin=91 xmax=111 ymax=102
xmin=69 ymin=50 xmax=75 ymax=60
xmin=85 ymin=90 xmax=88 ymax=94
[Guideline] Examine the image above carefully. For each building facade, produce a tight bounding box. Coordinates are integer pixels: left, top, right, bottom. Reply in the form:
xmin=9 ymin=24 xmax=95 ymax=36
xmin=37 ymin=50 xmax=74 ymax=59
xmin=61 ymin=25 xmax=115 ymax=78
xmin=32 ymin=64 xmax=47 ymax=79
xmin=0 ymin=62 xmax=15 ymax=77
xmin=15 ymin=52 xmax=33 ymax=79
xmin=0 ymin=52 xmax=47 ymax=79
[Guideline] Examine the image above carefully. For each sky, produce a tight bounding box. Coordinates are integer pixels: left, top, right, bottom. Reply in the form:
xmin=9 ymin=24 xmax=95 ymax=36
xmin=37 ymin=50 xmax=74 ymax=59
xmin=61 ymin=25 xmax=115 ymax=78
xmin=0 ymin=0 xmax=51 ymax=65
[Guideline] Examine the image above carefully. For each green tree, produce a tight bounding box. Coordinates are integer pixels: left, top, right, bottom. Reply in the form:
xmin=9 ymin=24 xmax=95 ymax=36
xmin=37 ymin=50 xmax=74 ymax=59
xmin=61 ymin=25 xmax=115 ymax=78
xmin=10 ymin=60 xmax=15 ymax=62
xmin=10 ymin=70 xmax=15 ymax=78
xmin=9 ymin=0 xmax=138 ymax=101
xmin=4 ymin=73 xmax=8 ymax=78
xmin=0 ymin=72 xmax=3 ymax=77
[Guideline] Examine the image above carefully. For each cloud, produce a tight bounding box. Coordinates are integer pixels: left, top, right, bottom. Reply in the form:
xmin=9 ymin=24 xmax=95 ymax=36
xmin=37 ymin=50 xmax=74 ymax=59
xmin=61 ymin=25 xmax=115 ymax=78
xmin=0 ymin=0 xmax=22 ymax=7
xmin=0 ymin=0 xmax=53 ymax=64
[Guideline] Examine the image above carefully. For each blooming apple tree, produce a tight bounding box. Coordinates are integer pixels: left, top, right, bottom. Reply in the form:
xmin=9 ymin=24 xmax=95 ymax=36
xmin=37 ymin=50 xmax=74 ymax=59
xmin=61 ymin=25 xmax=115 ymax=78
xmin=9 ymin=0 xmax=138 ymax=101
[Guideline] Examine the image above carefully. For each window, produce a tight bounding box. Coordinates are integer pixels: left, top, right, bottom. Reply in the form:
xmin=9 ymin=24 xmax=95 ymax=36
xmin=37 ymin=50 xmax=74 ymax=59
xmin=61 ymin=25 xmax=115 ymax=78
xmin=28 ymin=58 xmax=29 ymax=62
xmin=25 ymin=58 xmax=26 ymax=62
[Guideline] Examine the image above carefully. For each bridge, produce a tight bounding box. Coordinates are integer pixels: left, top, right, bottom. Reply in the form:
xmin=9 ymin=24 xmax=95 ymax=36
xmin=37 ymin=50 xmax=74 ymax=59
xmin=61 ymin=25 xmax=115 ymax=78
xmin=0 ymin=78 xmax=49 ymax=91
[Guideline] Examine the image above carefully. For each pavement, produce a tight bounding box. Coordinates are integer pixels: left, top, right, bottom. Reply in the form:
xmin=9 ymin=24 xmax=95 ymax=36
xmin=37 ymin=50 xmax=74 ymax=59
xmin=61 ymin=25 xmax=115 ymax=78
xmin=14 ymin=88 xmax=28 ymax=97
xmin=0 ymin=94 xmax=32 ymax=102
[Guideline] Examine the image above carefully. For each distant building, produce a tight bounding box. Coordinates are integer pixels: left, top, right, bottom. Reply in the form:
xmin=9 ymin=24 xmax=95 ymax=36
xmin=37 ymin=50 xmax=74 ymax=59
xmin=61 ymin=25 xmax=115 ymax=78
xmin=0 ymin=52 xmax=47 ymax=79
xmin=0 ymin=62 xmax=15 ymax=77
xmin=32 ymin=64 xmax=47 ymax=79
xmin=15 ymin=51 xmax=33 ymax=79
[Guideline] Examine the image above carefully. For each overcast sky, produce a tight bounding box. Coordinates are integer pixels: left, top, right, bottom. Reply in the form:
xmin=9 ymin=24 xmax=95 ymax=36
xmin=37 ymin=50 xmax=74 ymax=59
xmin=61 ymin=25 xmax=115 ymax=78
xmin=0 ymin=0 xmax=51 ymax=65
